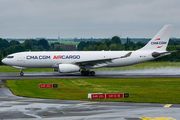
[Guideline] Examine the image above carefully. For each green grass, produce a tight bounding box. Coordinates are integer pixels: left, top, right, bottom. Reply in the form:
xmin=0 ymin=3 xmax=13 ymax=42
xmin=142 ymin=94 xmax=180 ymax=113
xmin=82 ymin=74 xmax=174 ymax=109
xmin=48 ymin=41 xmax=79 ymax=45
xmin=5 ymin=78 xmax=180 ymax=103
xmin=0 ymin=66 xmax=53 ymax=73
xmin=1 ymin=62 xmax=180 ymax=73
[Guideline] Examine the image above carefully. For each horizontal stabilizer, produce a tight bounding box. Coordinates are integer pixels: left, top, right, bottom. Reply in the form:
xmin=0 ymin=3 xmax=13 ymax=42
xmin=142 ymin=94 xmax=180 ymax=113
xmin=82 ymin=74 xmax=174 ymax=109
xmin=152 ymin=50 xmax=178 ymax=58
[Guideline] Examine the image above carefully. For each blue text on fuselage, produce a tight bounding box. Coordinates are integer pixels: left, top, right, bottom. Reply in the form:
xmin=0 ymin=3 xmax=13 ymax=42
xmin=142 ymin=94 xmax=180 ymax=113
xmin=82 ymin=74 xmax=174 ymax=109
xmin=151 ymin=41 xmax=167 ymax=45
xmin=26 ymin=55 xmax=51 ymax=60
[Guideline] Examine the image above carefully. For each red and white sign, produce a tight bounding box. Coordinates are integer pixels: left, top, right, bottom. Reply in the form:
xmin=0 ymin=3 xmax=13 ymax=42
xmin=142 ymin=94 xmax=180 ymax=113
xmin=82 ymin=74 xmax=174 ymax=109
xmin=106 ymin=93 xmax=124 ymax=99
xmin=91 ymin=94 xmax=105 ymax=99
xmin=88 ymin=93 xmax=129 ymax=99
xmin=39 ymin=84 xmax=52 ymax=88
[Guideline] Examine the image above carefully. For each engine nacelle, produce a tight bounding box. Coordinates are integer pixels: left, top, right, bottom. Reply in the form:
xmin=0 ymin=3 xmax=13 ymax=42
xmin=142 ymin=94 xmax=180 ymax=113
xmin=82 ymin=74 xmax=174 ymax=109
xmin=59 ymin=64 xmax=80 ymax=73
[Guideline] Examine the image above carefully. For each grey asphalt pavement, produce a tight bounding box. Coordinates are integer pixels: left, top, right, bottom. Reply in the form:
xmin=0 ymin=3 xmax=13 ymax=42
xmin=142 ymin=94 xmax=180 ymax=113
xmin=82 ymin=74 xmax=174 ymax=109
xmin=1 ymin=71 xmax=180 ymax=80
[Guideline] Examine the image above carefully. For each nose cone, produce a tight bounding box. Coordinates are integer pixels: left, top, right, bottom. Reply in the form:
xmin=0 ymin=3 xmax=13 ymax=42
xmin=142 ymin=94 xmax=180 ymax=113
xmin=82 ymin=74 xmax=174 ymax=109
xmin=2 ymin=58 xmax=7 ymax=65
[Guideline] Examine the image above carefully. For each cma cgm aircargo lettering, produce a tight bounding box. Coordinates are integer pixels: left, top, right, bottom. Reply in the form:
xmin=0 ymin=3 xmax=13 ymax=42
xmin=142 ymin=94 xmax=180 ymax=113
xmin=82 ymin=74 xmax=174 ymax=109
xmin=26 ymin=55 xmax=80 ymax=60
xmin=2 ymin=25 xmax=177 ymax=76
xmin=26 ymin=55 xmax=51 ymax=59
xmin=151 ymin=41 xmax=167 ymax=45
xmin=53 ymin=55 xmax=80 ymax=59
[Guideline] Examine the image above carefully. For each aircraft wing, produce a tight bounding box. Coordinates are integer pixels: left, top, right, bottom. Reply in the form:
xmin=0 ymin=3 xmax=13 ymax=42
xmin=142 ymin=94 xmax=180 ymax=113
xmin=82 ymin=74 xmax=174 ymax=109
xmin=73 ymin=52 xmax=132 ymax=66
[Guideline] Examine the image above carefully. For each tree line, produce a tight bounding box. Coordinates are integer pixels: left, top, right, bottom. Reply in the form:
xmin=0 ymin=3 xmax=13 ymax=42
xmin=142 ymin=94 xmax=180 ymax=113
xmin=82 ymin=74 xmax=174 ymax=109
xmin=0 ymin=38 xmax=64 ymax=64
xmin=0 ymin=36 xmax=180 ymax=65
xmin=77 ymin=36 xmax=180 ymax=62
xmin=77 ymin=36 xmax=146 ymax=51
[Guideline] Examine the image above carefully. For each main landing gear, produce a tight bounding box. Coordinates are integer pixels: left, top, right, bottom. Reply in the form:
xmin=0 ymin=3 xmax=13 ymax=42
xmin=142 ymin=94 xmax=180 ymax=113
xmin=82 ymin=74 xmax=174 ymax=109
xmin=20 ymin=69 xmax=24 ymax=76
xmin=81 ymin=70 xmax=95 ymax=76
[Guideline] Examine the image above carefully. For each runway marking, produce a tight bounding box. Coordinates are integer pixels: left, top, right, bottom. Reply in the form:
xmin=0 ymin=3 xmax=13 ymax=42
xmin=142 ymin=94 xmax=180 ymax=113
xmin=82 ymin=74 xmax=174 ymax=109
xmin=140 ymin=117 xmax=176 ymax=120
xmin=76 ymin=102 xmax=99 ymax=105
xmin=11 ymin=99 xmax=43 ymax=102
xmin=0 ymin=96 xmax=8 ymax=98
xmin=164 ymin=104 xmax=172 ymax=108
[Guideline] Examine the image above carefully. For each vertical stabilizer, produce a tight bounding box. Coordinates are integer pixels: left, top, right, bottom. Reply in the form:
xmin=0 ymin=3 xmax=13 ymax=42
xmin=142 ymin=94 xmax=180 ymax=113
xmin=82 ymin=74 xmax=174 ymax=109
xmin=139 ymin=25 xmax=173 ymax=51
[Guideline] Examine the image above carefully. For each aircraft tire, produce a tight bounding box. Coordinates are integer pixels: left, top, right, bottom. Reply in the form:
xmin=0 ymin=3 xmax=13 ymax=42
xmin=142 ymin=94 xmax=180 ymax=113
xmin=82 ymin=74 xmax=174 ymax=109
xmin=81 ymin=70 xmax=95 ymax=76
xmin=20 ymin=72 xmax=24 ymax=76
xmin=85 ymin=71 xmax=89 ymax=76
xmin=90 ymin=71 xmax=95 ymax=76
xmin=81 ymin=71 xmax=85 ymax=75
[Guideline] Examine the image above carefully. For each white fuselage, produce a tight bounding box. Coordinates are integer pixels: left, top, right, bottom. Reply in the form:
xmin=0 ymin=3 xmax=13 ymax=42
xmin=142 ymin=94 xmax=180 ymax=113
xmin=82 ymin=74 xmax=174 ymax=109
xmin=2 ymin=50 xmax=155 ymax=69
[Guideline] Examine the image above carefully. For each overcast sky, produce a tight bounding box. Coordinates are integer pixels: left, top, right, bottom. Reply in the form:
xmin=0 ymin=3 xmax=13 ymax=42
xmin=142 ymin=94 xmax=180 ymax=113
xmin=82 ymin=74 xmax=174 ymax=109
xmin=0 ymin=0 xmax=180 ymax=39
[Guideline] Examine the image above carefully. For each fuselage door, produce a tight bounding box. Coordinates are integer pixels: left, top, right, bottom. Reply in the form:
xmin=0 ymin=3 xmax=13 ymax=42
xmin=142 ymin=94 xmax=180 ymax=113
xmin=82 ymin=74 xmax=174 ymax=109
xmin=17 ymin=54 xmax=22 ymax=62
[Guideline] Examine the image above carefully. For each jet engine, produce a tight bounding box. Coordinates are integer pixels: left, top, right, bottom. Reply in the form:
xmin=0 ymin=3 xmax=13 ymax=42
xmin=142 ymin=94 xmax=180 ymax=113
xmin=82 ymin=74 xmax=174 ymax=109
xmin=58 ymin=64 xmax=80 ymax=73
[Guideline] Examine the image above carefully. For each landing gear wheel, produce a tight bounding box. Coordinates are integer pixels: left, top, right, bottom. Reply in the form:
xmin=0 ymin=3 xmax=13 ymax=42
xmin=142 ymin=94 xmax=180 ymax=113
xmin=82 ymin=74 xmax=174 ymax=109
xmin=81 ymin=70 xmax=95 ymax=76
xmin=85 ymin=71 xmax=89 ymax=76
xmin=81 ymin=70 xmax=85 ymax=75
xmin=90 ymin=71 xmax=95 ymax=76
xmin=20 ymin=70 xmax=24 ymax=76
xmin=20 ymin=72 xmax=24 ymax=76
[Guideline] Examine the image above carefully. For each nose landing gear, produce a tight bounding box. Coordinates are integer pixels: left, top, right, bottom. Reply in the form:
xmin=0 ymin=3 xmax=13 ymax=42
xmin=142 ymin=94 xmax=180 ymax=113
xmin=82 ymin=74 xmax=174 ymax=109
xmin=20 ymin=70 xmax=24 ymax=76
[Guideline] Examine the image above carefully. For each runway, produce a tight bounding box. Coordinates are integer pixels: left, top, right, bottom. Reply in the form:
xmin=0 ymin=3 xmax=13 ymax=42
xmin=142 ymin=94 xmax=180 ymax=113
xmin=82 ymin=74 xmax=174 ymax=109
xmin=0 ymin=72 xmax=180 ymax=119
xmin=1 ymin=70 xmax=180 ymax=79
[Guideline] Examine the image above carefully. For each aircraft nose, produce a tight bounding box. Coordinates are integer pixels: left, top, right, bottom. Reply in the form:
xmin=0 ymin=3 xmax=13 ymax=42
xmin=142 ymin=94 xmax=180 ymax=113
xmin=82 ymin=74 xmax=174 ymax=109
xmin=2 ymin=58 xmax=7 ymax=64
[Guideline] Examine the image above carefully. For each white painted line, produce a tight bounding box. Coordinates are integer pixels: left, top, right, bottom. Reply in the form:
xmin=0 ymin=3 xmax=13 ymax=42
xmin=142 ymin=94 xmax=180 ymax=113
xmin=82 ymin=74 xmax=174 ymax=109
xmin=0 ymin=96 xmax=8 ymax=98
xmin=11 ymin=99 xmax=43 ymax=102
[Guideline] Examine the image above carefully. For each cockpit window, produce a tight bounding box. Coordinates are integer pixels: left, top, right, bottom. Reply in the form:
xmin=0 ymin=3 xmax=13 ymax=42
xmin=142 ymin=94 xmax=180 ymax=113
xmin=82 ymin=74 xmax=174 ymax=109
xmin=6 ymin=56 xmax=14 ymax=58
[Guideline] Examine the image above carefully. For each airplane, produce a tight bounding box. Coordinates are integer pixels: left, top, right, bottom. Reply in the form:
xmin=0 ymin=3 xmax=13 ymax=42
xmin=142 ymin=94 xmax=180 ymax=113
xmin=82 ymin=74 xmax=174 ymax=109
xmin=2 ymin=25 xmax=177 ymax=76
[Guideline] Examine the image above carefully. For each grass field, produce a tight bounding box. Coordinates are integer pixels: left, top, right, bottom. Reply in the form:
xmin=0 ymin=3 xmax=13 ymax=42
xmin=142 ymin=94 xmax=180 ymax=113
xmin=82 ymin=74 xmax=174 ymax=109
xmin=0 ymin=62 xmax=180 ymax=73
xmin=48 ymin=41 xmax=79 ymax=45
xmin=3 ymin=62 xmax=180 ymax=103
xmin=0 ymin=66 xmax=53 ymax=73
xmin=5 ymin=78 xmax=180 ymax=103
